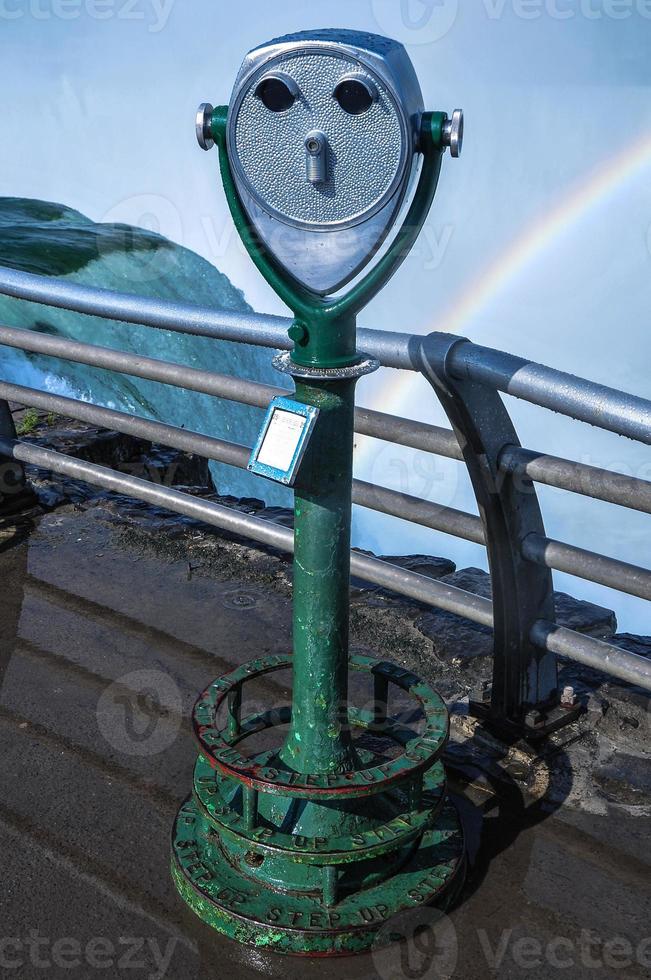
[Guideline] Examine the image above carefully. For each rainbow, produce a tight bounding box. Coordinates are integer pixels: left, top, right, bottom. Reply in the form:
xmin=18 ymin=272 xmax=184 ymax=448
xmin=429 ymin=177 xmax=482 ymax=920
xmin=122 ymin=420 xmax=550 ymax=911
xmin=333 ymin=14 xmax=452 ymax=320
xmin=358 ymin=127 xmax=651 ymax=464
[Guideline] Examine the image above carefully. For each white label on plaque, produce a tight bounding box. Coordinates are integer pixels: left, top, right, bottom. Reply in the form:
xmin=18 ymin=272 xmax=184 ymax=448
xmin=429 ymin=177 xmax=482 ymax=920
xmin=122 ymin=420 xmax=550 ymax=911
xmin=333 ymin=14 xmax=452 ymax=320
xmin=257 ymin=409 xmax=307 ymax=472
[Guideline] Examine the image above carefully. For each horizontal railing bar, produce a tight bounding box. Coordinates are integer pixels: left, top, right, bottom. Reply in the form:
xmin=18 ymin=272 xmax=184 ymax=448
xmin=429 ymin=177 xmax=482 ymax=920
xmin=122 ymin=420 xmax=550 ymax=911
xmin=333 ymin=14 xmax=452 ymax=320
xmin=5 ymin=379 xmax=649 ymax=599
xmin=4 ymin=434 xmax=650 ymax=691
xmin=524 ymin=533 xmax=651 ymax=602
xmin=353 ymin=479 xmax=485 ymax=545
xmin=360 ymin=477 xmax=651 ymax=599
xmin=500 ymin=446 xmax=651 ymax=515
xmin=351 ymin=550 xmax=493 ymax=625
xmin=531 ymin=620 xmax=651 ymax=691
xmin=2 ymin=265 xmax=648 ymax=441
xmin=358 ymin=475 xmax=651 ymax=599
xmin=12 ymin=318 xmax=649 ymax=500
xmin=0 ymin=324 xmax=462 ymax=460
xmin=0 ymin=434 xmax=290 ymax=544
xmin=353 ymin=480 xmax=651 ymax=599
xmin=0 ymin=379 xmax=250 ymax=469
xmin=358 ymin=483 xmax=651 ymax=600
xmin=0 ymin=265 xmax=418 ymax=370
xmin=0 ymin=323 xmax=284 ymax=405
xmin=0 ymin=436 xmax=492 ymax=625
xmin=9 ymin=324 xmax=650 ymax=494
xmin=354 ymin=408 xmax=462 ymax=460
xmin=0 ymin=379 xmax=481 ymax=547
xmin=0 ymin=267 xmax=293 ymax=351
xmin=447 ymin=338 xmax=651 ymax=445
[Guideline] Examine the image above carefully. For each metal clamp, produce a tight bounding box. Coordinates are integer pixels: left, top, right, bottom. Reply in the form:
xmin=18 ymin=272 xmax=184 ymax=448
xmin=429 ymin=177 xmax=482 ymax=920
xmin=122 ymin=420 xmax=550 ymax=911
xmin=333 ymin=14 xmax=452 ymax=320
xmin=272 ymin=351 xmax=380 ymax=380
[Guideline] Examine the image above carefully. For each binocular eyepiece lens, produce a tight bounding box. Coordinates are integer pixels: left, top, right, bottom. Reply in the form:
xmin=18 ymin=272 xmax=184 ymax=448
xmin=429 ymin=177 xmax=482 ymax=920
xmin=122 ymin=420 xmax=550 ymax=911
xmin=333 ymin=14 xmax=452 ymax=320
xmin=333 ymin=78 xmax=375 ymax=115
xmin=255 ymin=76 xmax=297 ymax=112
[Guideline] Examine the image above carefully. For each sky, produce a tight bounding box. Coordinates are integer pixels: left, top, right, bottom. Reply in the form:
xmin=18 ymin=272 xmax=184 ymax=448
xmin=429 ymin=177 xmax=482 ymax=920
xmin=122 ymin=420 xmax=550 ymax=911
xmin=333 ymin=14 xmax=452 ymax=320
xmin=1 ymin=0 xmax=650 ymax=631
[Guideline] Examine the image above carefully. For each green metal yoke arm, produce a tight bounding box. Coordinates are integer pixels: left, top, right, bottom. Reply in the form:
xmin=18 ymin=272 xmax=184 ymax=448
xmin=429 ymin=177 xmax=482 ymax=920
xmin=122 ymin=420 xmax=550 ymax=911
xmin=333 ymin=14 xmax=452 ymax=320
xmin=210 ymin=106 xmax=447 ymax=324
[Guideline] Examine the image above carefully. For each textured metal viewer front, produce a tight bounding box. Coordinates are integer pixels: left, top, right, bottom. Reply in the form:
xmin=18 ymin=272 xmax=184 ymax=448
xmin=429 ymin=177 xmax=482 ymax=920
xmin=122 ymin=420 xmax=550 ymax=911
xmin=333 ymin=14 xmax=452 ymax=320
xmin=230 ymin=49 xmax=407 ymax=227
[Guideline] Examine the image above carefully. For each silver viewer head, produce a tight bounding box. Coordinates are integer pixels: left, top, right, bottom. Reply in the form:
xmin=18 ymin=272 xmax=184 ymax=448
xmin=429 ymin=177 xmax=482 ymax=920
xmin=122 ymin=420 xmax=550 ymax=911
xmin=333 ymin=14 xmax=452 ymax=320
xmin=224 ymin=29 xmax=425 ymax=295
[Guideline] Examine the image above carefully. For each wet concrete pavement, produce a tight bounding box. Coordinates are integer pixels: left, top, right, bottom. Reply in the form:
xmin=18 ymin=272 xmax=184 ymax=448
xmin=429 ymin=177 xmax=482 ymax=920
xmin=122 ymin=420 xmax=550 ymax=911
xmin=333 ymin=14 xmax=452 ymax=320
xmin=0 ymin=507 xmax=649 ymax=980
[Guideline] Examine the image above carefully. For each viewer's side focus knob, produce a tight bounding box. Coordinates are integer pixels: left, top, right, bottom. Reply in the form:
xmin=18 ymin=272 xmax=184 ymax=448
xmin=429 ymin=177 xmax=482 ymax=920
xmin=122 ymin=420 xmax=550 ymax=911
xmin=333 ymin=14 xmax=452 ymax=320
xmin=442 ymin=109 xmax=464 ymax=158
xmin=196 ymin=103 xmax=215 ymax=150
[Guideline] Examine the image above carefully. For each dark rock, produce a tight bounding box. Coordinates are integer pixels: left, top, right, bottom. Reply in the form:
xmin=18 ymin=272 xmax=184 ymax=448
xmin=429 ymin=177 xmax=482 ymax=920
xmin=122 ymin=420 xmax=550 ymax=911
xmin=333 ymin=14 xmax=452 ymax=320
xmin=236 ymin=497 xmax=266 ymax=512
xmin=596 ymin=682 xmax=651 ymax=748
xmin=416 ymin=608 xmax=493 ymax=665
xmin=142 ymin=445 xmax=210 ymax=488
xmin=612 ymin=633 xmax=651 ymax=659
xmin=553 ymin=590 xmax=617 ymax=638
xmin=33 ymin=485 xmax=67 ymax=509
xmin=0 ymin=485 xmax=40 ymax=517
xmin=414 ymin=568 xmax=490 ymax=669
xmin=379 ymin=554 xmax=456 ymax=579
xmin=414 ymin=568 xmax=493 ymax=665
xmin=256 ymin=506 xmax=294 ymax=528
xmin=439 ymin=567 xmax=492 ymax=599
xmin=36 ymin=427 xmax=152 ymax=469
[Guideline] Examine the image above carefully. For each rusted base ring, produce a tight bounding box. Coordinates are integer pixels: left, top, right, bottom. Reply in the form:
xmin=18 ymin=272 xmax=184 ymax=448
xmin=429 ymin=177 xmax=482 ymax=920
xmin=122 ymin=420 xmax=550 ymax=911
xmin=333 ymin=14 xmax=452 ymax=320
xmin=193 ymin=653 xmax=449 ymax=800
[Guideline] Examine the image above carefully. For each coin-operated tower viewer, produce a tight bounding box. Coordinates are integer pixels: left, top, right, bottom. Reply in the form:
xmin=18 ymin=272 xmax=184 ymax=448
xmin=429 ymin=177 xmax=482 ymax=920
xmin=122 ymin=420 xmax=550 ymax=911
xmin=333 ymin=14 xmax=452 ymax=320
xmin=173 ymin=29 xmax=465 ymax=956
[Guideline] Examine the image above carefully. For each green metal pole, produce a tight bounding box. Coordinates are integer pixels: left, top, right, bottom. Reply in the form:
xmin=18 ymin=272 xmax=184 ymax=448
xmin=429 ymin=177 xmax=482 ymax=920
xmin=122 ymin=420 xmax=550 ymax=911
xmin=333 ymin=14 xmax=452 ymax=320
xmin=279 ymin=372 xmax=358 ymax=774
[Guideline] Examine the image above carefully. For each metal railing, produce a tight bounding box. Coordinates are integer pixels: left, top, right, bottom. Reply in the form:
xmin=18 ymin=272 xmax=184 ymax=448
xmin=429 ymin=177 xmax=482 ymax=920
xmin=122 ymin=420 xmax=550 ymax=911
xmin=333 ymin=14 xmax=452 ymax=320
xmin=0 ymin=265 xmax=649 ymax=725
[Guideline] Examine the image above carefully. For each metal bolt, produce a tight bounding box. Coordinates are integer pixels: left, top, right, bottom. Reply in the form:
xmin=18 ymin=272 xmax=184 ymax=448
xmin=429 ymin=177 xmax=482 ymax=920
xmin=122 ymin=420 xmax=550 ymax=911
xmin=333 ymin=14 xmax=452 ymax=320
xmin=304 ymin=130 xmax=328 ymax=184
xmin=196 ymin=102 xmax=215 ymax=151
xmin=561 ymin=685 xmax=576 ymax=708
xmin=525 ymin=709 xmax=545 ymax=729
xmin=442 ymin=109 xmax=464 ymax=158
xmin=288 ymin=322 xmax=308 ymax=346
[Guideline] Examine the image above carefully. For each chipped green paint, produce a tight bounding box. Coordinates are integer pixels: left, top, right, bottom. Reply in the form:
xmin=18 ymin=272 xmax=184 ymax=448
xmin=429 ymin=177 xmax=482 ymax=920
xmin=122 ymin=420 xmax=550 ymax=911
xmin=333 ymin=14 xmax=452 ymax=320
xmin=175 ymin=650 xmax=465 ymax=952
xmin=172 ymin=100 xmax=464 ymax=954
xmin=172 ymin=796 xmax=465 ymax=955
xmin=281 ymin=377 xmax=359 ymax=775
xmin=192 ymin=753 xmax=448 ymax=866
xmin=192 ymin=654 xmax=449 ymax=799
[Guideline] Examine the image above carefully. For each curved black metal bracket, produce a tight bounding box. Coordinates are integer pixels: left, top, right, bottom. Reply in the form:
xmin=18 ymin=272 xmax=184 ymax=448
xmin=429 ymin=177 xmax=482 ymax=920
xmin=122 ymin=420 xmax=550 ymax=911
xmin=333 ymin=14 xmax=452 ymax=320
xmin=419 ymin=333 xmax=560 ymax=730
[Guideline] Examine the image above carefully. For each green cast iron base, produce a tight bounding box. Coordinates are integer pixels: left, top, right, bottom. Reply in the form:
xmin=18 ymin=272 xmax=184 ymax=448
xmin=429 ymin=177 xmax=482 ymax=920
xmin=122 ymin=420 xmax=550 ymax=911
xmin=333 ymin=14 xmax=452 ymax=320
xmin=171 ymin=796 xmax=465 ymax=957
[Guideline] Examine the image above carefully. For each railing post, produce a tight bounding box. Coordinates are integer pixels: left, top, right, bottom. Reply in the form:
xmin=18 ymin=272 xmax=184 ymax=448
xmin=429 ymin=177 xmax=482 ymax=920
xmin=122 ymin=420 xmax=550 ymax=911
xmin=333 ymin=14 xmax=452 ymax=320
xmin=419 ymin=333 xmax=564 ymax=733
xmin=0 ymin=400 xmax=29 ymax=515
